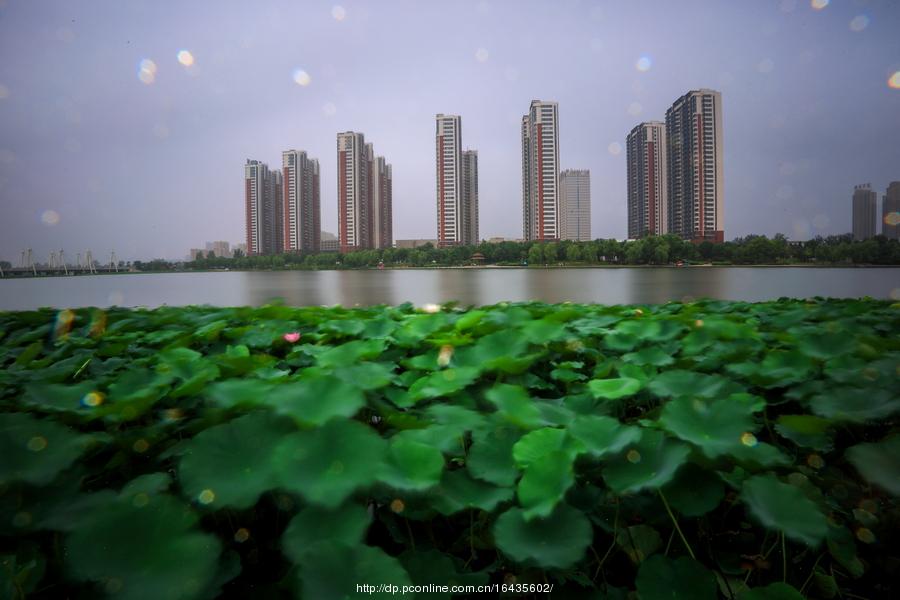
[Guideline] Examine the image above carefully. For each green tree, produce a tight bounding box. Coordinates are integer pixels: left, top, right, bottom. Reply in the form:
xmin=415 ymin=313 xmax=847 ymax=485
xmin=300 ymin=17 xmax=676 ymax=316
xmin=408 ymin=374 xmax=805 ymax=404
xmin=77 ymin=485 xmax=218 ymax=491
xmin=527 ymin=244 xmax=543 ymax=265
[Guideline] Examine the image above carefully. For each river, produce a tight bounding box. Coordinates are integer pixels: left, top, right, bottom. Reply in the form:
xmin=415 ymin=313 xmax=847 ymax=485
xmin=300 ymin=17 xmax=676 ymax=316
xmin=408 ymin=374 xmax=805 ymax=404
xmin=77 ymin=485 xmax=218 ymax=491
xmin=2 ymin=267 xmax=898 ymax=311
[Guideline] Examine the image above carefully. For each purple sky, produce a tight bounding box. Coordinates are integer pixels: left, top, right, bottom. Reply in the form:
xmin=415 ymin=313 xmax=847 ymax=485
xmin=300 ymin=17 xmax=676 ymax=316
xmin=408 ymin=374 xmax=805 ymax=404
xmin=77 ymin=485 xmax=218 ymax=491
xmin=1 ymin=0 xmax=899 ymax=262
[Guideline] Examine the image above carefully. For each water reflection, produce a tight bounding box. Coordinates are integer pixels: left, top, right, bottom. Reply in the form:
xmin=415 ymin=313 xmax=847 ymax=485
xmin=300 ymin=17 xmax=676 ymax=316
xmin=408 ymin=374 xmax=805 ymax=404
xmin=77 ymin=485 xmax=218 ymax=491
xmin=0 ymin=267 xmax=897 ymax=311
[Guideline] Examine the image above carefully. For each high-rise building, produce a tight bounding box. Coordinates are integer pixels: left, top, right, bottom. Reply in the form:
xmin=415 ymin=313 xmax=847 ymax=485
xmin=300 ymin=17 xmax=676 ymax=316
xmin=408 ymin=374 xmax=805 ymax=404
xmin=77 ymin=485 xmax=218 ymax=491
xmin=852 ymin=184 xmax=877 ymax=241
xmin=337 ymin=132 xmax=390 ymax=251
xmin=245 ymin=159 xmax=283 ymax=256
xmin=282 ymin=150 xmax=321 ymax=253
xmin=665 ymin=89 xmax=724 ymax=242
xmin=436 ymin=115 xmax=464 ymax=247
xmin=559 ymin=169 xmax=591 ymax=241
xmin=206 ymin=241 xmax=230 ymax=258
xmin=372 ymin=156 xmax=393 ymax=249
xmin=883 ymin=181 xmax=900 ymax=240
xmin=337 ymin=132 xmax=370 ymax=252
xmin=522 ymin=100 xmax=560 ymax=241
xmin=626 ymin=122 xmax=668 ymax=239
xmin=462 ymin=150 xmax=479 ymax=245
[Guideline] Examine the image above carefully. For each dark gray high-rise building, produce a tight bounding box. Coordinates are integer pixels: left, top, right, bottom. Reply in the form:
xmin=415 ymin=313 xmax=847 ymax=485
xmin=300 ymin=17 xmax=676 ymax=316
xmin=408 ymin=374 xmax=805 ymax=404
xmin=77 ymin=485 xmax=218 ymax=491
xmin=244 ymin=159 xmax=283 ymax=256
xmin=852 ymin=184 xmax=877 ymax=241
xmin=665 ymin=89 xmax=724 ymax=242
xmin=462 ymin=150 xmax=479 ymax=246
xmin=626 ymin=122 xmax=667 ymax=239
xmin=883 ymin=181 xmax=900 ymax=240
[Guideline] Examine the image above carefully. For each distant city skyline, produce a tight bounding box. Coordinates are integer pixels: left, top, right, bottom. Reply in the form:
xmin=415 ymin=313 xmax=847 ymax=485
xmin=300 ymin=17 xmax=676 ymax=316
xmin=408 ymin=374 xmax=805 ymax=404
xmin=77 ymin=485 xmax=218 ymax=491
xmin=1 ymin=1 xmax=899 ymax=261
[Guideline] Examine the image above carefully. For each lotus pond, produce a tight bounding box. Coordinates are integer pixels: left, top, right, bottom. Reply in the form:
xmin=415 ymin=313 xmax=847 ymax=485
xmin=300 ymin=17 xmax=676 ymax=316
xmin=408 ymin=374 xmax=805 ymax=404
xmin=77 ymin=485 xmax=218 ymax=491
xmin=1 ymin=299 xmax=898 ymax=599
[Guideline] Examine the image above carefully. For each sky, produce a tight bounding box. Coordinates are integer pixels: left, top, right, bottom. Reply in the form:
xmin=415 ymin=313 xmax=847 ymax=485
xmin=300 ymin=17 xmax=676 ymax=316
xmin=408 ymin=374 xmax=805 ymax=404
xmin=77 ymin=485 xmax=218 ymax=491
xmin=0 ymin=0 xmax=899 ymax=263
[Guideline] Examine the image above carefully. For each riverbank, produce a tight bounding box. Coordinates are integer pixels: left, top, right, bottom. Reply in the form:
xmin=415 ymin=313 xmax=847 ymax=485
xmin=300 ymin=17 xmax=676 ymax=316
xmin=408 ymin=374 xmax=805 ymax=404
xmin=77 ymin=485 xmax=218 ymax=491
xmin=1 ymin=300 xmax=897 ymax=598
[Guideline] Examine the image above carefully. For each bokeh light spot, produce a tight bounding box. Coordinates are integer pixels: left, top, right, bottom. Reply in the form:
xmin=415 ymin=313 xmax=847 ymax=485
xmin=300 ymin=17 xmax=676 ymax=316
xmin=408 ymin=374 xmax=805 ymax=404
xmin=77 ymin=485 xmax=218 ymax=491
xmin=133 ymin=439 xmax=150 ymax=453
xmin=422 ymin=303 xmax=441 ymax=313
xmin=889 ymin=72 xmax=900 ymax=89
xmin=849 ymin=15 xmax=869 ymax=32
xmin=807 ymin=454 xmax=825 ymax=469
xmin=437 ymin=345 xmax=454 ymax=367
xmin=234 ymin=528 xmax=250 ymax=543
xmin=41 ymin=209 xmax=60 ymax=226
xmin=884 ymin=212 xmax=900 ymax=226
xmin=27 ymin=436 xmax=47 ymax=452
xmin=856 ymin=527 xmax=875 ymax=544
xmin=740 ymin=432 xmax=758 ymax=447
xmin=635 ymin=56 xmax=652 ymax=72
xmin=292 ymin=69 xmax=311 ymax=86
xmin=475 ymin=48 xmax=489 ymax=63
xmin=626 ymin=449 xmax=641 ymax=464
xmin=332 ymin=5 xmax=346 ymax=21
xmin=177 ymin=50 xmax=194 ymax=67
xmin=138 ymin=59 xmax=157 ymax=84
xmin=607 ymin=142 xmax=622 ymax=156
xmin=81 ymin=391 xmax=105 ymax=408
xmin=811 ymin=0 xmax=829 ymax=9
xmin=132 ymin=492 xmax=149 ymax=508
xmin=198 ymin=489 xmax=215 ymax=505
xmin=390 ymin=499 xmax=406 ymax=513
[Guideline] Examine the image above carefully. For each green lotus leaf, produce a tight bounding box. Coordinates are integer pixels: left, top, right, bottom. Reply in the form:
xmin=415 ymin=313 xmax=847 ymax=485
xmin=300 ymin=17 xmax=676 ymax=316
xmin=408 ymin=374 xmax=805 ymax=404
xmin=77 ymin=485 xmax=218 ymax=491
xmin=550 ymin=367 xmax=587 ymax=383
xmin=274 ymin=419 xmax=386 ymax=508
xmin=775 ymin=414 xmax=833 ymax=450
xmin=66 ymin=494 xmax=221 ymax=600
xmin=615 ymin=524 xmax=661 ymax=564
xmin=298 ymin=541 xmax=411 ymax=599
xmin=756 ymin=350 xmax=817 ymax=387
xmin=635 ymin=555 xmax=717 ymax=600
xmin=120 ymin=472 xmax=172 ymax=499
xmin=658 ymin=395 xmax=759 ymax=458
xmin=602 ymin=429 xmax=690 ymax=494
xmin=179 ymin=411 xmax=292 ymax=509
xmin=0 ymin=412 xmax=91 ymax=486
xmin=425 ymin=404 xmax=486 ymax=432
xmin=588 ymin=377 xmax=642 ymax=400
xmin=493 ymin=504 xmax=592 ymax=569
xmin=206 ymin=378 xmax=273 ymax=409
xmin=332 ymin=362 xmax=396 ymax=390
xmin=400 ymin=550 xmax=488 ymax=596
xmin=22 ymin=381 xmax=98 ymax=414
xmin=622 ymin=346 xmax=675 ymax=367
xmin=430 ymin=469 xmax=514 ymax=515
xmin=741 ymin=474 xmax=828 ymax=546
xmin=647 ymin=369 xmax=741 ymax=398
xmin=454 ymin=329 xmax=530 ymax=373
xmin=316 ymin=339 xmax=386 ymax=368
xmin=661 ymin=463 xmax=725 ymax=517
xmin=396 ymin=425 xmax=467 ymax=455
xmin=486 ymin=383 xmax=545 ymax=429
xmin=826 ymin=524 xmax=865 ymax=578
xmin=105 ymin=367 xmax=173 ymax=420
xmin=408 ymin=367 xmax=480 ymax=402
xmin=378 ymin=436 xmax=445 ymax=491
xmin=519 ymin=318 xmax=569 ymax=344
xmin=467 ymin=425 xmax=522 ymax=486
xmin=512 ymin=427 xmax=578 ymax=468
xmin=157 ymin=347 xmax=220 ymax=398
xmin=810 ymin=388 xmax=900 ymax=422
xmin=266 ymin=372 xmax=366 ymax=426
xmin=517 ymin=450 xmax=575 ymax=520
xmin=845 ymin=435 xmax=900 ymax=496
xmin=740 ymin=582 xmax=805 ymax=600
xmin=795 ymin=330 xmax=857 ymax=360
xmin=568 ymin=415 xmax=641 ymax=458
xmin=282 ymin=502 xmax=370 ymax=563
xmin=318 ymin=318 xmax=367 ymax=337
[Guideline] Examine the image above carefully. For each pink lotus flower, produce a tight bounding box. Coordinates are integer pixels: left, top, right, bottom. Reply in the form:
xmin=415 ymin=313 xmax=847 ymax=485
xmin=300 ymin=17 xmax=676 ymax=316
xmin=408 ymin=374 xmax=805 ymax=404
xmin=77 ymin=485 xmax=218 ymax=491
xmin=283 ymin=332 xmax=301 ymax=343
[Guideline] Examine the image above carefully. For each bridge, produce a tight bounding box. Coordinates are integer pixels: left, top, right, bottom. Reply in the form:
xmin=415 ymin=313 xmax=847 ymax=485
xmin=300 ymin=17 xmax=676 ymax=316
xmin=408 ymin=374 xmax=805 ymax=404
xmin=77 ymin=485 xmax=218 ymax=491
xmin=1 ymin=249 xmax=122 ymax=278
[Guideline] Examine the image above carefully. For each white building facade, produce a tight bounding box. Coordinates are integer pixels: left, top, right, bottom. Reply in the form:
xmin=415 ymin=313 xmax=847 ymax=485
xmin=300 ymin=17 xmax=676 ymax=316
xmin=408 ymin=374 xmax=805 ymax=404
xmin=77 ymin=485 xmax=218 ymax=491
xmin=282 ymin=149 xmax=321 ymax=253
xmin=559 ymin=169 xmax=591 ymax=241
xmin=436 ymin=114 xmax=464 ymax=246
xmin=522 ymin=100 xmax=560 ymax=241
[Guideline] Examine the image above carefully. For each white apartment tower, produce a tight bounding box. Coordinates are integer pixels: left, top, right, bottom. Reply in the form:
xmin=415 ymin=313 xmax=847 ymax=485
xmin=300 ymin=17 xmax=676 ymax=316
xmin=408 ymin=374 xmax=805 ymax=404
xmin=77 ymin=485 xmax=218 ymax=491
xmin=559 ymin=169 xmax=591 ymax=241
xmin=337 ymin=132 xmax=370 ymax=251
xmin=436 ymin=114 xmax=464 ymax=246
xmin=665 ymin=89 xmax=724 ymax=242
xmin=282 ymin=150 xmax=321 ymax=253
xmin=462 ymin=150 xmax=479 ymax=245
xmin=372 ymin=156 xmax=393 ymax=249
xmin=626 ymin=122 xmax=668 ymax=239
xmin=522 ymin=100 xmax=560 ymax=241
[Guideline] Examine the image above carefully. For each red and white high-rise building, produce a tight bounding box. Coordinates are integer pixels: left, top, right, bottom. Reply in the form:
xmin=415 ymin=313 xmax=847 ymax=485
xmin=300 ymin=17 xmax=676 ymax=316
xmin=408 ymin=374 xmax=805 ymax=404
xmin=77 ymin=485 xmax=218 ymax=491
xmin=282 ymin=150 xmax=320 ymax=253
xmin=665 ymin=89 xmax=724 ymax=242
xmin=626 ymin=122 xmax=668 ymax=239
xmin=244 ymin=159 xmax=282 ymax=256
xmin=522 ymin=100 xmax=560 ymax=241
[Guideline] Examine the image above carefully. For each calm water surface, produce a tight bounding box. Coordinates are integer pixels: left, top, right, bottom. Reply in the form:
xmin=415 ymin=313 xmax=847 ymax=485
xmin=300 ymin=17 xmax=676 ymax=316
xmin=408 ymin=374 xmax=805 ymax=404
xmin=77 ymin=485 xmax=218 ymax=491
xmin=1 ymin=268 xmax=898 ymax=311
